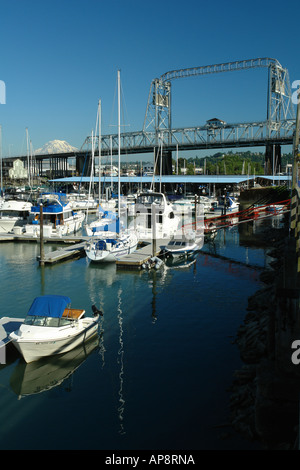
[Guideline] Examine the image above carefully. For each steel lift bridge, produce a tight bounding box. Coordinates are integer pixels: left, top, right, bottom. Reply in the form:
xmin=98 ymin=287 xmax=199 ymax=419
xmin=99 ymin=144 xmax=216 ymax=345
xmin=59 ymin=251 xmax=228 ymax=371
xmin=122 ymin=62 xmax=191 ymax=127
xmin=81 ymin=57 xmax=296 ymax=175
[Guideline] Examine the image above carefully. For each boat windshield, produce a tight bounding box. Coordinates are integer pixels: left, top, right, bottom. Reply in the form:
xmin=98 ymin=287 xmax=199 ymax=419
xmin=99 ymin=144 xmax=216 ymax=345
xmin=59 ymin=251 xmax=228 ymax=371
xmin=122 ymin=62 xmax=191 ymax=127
xmin=136 ymin=194 xmax=164 ymax=206
xmin=24 ymin=315 xmax=74 ymax=327
xmin=0 ymin=210 xmax=28 ymax=217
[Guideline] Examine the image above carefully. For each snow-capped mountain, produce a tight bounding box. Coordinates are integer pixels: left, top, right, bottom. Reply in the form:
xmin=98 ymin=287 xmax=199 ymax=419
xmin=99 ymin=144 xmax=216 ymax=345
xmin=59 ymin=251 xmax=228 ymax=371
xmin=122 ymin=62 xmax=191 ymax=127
xmin=35 ymin=140 xmax=78 ymax=155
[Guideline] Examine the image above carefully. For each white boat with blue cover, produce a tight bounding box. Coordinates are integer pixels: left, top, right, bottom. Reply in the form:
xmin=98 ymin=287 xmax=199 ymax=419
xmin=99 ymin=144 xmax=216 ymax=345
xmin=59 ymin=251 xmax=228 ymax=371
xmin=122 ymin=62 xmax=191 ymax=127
xmin=9 ymin=295 xmax=101 ymax=363
xmin=25 ymin=193 xmax=85 ymax=237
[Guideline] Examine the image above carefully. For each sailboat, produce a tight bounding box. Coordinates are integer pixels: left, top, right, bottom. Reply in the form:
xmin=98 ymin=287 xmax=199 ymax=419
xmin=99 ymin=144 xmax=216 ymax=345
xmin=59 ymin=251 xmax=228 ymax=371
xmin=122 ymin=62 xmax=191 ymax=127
xmin=84 ymin=102 xmax=121 ymax=237
xmin=85 ymin=70 xmax=138 ymax=263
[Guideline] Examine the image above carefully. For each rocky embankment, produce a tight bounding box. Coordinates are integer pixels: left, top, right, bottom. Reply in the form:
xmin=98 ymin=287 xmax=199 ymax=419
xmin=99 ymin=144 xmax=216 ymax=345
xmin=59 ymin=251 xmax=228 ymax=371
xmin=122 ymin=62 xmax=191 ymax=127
xmin=229 ymin=223 xmax=300 ymax=450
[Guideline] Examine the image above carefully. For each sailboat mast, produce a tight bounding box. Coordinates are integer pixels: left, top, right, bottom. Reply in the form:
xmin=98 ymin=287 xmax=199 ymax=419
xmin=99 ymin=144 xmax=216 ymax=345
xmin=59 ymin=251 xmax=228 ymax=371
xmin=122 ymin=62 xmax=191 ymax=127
xmin=98 ymin=99 xmax=101 ymax=206
xmin=110 ymin=136 xmax=113 ymax=193
xmin=87 ymin=129 xmax=94 ymax=220
xmin=26 ymin=127 xmax=30 ymax=187
xmin=118 ymin=69 xmax=121 ymax=230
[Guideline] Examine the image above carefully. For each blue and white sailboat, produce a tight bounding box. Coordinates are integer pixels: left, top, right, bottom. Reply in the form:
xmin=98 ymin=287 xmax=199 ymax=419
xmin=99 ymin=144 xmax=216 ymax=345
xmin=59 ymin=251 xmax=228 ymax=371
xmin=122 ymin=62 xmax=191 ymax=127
xmin=85 ymin=206 xmax=121 ymax=237
xmin=84 ymin=71 xmax=138 ymax=263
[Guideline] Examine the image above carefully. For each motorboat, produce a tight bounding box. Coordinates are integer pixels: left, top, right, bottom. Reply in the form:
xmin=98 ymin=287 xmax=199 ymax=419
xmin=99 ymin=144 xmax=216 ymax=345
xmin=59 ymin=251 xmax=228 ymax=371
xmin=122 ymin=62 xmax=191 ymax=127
xmin=226 ymin=196 xmax=239 ymax=212
xmin=24 ymin=193 xmax=85 ymax=237
xmin=9 ymin=295 xmax=101 ymax=363
xmin=0 ymin=198 xmax=32 ymax=233
xmin=130 ymin=191 xmax=180 ymax=239
xmin=165 ymin=231 xmax=203 ymax=258
xmin=85 ymin=230 xmax=138 ymax=263
xmin=214 ymin=196 xmax=239 ymax=214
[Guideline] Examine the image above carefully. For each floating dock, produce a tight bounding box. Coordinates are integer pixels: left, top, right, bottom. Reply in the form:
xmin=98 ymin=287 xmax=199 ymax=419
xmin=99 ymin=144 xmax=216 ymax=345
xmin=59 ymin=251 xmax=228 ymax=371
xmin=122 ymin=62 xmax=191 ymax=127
xmin=116 ymin=239 xmax=168 ymax=269
xmin=0 ymin=232 xmax=168 ymax=266
xmin=0 ymin=233 xmax=87 ymax=244
xmin=40 ymin=239 xmax=168 ymax=267
xmin=39 ymin=241 xmax=87 ymax=264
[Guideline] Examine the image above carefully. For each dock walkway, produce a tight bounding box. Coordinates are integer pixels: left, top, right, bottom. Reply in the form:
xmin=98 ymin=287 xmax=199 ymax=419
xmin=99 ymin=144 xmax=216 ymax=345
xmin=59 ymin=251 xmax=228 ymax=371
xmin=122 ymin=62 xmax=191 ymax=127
xmin=40 ymin=241 xmax=87 ymax=264
xmin=0 ymin=232 xmax=169 ymax=267
xmin=41 ymin=238 xmax=169 ymax=267
xmin=0 ymin=233 xmax=88 ymax=244
xmin=116 ymin=239 xmax=168 ymax=269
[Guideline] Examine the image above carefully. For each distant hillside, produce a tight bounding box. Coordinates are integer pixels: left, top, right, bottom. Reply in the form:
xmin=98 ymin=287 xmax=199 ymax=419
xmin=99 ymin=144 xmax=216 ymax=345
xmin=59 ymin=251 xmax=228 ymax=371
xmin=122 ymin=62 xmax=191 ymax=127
xmin=35 ymin=140 xmax=78 ymax=155
xmin=174 ymin=151 xmax=293 ymax=175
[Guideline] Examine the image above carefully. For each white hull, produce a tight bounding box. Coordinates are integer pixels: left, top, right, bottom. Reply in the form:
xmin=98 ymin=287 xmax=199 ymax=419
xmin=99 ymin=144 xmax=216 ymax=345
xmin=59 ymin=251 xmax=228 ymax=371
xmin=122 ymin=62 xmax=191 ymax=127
xmin=85 ymin=217 xmax=118 ymax=237
xmin=0 ymin=217 xmax=27 ymax=233
xmin=167 ymin=244 xmax=199 ymax=257
xmin=85 ymin=233 xmax=138 ymax=263
xmin=86 ymin=242 xmax=138 ymax=262
xmin=99 ymin=199 xmax=116 ymax=211
xmin=166 ymin=238 xmax=203 ymax=258
xmin=10 ymin=317 xmax=99 ymax=363
xmin=25 ymin=212 xmax=85 ymax=237
xmin=0 ymin=199 xmax=32 ymax=233
xmin=69 ymin=200 xmax=98 ymax=210
xmin=134 ymin=220 xmax=180 ymax=240
xmin=131 ymin=192 xmax=181 ymax=239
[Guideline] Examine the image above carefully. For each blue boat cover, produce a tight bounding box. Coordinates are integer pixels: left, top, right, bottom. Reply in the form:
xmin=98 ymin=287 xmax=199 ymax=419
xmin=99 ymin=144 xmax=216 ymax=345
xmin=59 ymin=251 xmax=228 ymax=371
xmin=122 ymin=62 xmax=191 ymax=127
xmin=27 ymin=295 xmax=71 ymax=318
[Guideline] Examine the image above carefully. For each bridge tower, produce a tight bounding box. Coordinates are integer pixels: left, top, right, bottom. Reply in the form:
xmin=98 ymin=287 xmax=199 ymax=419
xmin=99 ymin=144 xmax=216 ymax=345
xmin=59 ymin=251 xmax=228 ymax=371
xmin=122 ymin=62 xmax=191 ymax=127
xmin=143 ymin=79 xmax=172 ymax=174
xmin=265 ymin=61 xmax=294 ymax=175
xmin=143 ymin=58 xmax=295 ymax=176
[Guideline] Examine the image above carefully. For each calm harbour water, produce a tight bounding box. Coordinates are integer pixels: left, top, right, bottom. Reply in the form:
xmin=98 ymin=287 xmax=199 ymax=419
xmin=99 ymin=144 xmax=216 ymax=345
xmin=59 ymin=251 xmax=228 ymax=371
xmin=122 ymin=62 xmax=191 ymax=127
xmin=0 ymin=218 xmax=279 ymax=450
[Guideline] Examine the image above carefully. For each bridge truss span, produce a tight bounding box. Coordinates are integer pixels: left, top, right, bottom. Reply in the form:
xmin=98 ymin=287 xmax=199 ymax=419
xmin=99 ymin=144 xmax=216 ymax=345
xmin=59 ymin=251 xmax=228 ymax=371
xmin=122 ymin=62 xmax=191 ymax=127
xmin=6 ymin=58 xmax=296 ymax=179
xmin=94 ymin=118 xmax=295 ymax=155
xmin=143 ymin=57 xmax=295 ymax=141
xmin=159 ymin=57 xmax=282 ymax=82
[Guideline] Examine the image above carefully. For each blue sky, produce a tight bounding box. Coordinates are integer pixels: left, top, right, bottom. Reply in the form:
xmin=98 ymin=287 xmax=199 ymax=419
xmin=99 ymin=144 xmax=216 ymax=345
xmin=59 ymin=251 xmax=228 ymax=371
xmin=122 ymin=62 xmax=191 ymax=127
xmin=0 ymin=0 xmax=299 ymax=160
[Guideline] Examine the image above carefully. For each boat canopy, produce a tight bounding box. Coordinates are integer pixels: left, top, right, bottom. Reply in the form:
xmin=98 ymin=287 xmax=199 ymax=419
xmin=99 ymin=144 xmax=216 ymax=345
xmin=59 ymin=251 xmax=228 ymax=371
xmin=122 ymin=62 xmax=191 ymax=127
xmin=27 ymin=295 xmax=71 ymax=318
xmin=31 ymin=193 xmax=69 ymax=213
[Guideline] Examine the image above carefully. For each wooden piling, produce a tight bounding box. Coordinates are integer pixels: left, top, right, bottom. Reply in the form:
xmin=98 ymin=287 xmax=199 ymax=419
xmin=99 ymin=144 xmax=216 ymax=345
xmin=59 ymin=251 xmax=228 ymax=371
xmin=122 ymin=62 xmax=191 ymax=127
xmin=39 ymin=203 xmax=45 ymax=265
xmin=152 ymin=203 xmax=156 ymax=257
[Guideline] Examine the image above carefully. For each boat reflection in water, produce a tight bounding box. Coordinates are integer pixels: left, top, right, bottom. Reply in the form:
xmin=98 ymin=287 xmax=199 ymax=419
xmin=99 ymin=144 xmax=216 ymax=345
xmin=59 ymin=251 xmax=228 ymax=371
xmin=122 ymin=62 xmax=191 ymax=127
xmin=9 ymin=335 xmax=99 ymax=398
xmin=164 ymin=251 xmax=198 ymax=270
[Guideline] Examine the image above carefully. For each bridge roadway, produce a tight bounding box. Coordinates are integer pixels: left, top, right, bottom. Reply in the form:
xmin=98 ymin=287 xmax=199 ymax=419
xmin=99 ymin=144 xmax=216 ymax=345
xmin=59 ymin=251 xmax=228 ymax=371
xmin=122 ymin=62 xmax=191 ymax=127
xmin=2 ymin=118 xmax=296 ymax=165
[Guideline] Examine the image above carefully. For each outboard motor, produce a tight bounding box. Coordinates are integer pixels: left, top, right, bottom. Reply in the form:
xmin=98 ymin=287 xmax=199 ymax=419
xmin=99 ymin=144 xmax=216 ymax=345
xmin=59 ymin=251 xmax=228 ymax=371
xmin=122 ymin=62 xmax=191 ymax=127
xmin=91 ymin=305 xmax=103 ymax=317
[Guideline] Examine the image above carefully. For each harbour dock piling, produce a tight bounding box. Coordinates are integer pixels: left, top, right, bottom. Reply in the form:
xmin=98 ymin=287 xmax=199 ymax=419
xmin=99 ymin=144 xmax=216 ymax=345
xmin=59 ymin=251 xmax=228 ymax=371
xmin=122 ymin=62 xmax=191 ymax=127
xmin=40 ymin=204 xmax=45 ymax=265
